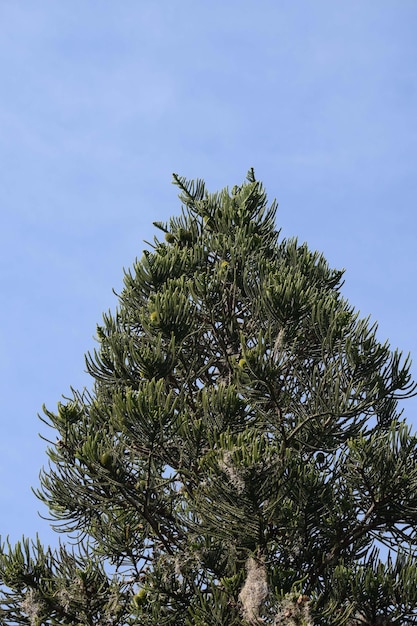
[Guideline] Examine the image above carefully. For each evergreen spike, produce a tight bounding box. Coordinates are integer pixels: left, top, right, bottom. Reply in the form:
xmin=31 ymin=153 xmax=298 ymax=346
xmin=172 ymin=172 xmax=206 ymax=207
xmin=246 ymin=167 xmax=256 ymax=183
xmin=153 ymin=220 xmax=169 ymax=233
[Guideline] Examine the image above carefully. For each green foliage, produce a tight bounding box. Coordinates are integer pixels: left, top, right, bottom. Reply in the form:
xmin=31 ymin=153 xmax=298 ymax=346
xmin=2 ymin=170 xmax=417 ymax=624
xmin=0 ymin=537 xmax=128 ymax=625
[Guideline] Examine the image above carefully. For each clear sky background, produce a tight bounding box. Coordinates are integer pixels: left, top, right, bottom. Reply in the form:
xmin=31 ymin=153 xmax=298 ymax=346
xmin=1 ymin=1 xmax=417 ymax=548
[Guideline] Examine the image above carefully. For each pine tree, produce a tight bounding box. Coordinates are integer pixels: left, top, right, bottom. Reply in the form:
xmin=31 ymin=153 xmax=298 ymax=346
xmin=2 ymin=170 xmax=417 ymax=625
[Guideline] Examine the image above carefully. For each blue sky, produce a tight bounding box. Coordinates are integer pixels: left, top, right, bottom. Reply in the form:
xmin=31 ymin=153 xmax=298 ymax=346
xmin=1 ymin=1 xmax=417 ymax=547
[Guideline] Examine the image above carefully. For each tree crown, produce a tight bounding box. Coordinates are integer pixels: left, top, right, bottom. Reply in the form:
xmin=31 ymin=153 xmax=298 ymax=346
xmin=1 ymin=170 xmax=417 ymax=626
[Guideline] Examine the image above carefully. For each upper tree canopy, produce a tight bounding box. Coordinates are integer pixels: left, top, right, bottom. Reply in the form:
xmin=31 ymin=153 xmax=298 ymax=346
xmin=1 ymin=170 xmax=417 ymax=626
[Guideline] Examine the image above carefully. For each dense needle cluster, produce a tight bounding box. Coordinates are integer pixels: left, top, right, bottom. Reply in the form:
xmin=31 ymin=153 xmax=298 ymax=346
xmin=1 ymin=170 xmax=417 ymax=625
